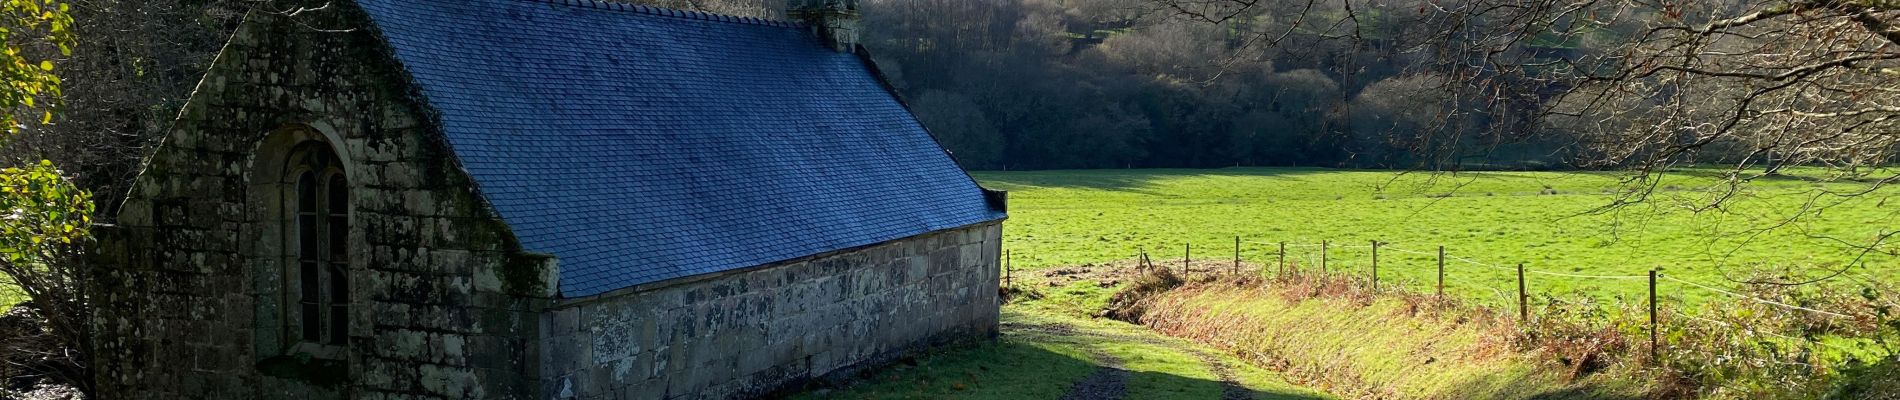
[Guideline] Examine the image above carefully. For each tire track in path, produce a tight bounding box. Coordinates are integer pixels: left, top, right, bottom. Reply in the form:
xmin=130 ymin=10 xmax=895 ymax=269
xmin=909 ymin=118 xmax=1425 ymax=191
xmin=1060 ymin=348 xmax=1130 ymax=400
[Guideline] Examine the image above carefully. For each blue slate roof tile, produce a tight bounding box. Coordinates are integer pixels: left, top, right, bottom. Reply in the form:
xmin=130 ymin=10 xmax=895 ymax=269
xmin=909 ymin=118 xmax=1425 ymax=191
xmin=354 ymin=0 xmax=1004 ymax=297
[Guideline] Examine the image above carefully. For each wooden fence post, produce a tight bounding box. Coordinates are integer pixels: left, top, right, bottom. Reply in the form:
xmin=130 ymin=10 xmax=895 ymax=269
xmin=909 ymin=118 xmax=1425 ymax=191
xmin=1321 ymin=240 xmax=1329 ymax=275
xmin=1436 ymin=246 xmax=1446 ymax=298
xmin=1234 ymin=236 xmax=1241 ymax=276
xmin=1516 ymin=263 xmax=1529 ymax=321
xmin=1184 ymin=243 xmax=1191 ymax=276
xmin=1005 ymin=249 xmax=1013 ymax=291
xmin=1138 ymin=246 xmax=1147 ymax=272
xmin=1649 ymin=269 xmax=1660 ymax=364
xmin=1370 ymin=240 xmax=1380 ymax=290
xmin=1277 ymin=242 xmax=1286 ymax=278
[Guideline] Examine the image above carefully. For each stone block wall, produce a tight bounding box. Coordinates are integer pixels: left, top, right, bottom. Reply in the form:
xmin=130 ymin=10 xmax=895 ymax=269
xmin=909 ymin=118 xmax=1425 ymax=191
xmin=90 ymin=2 xmax=1004 ymax=399
xmin=540 ymin=221 xmax=1003 ymax=400
xmin=90 ymin=4 xmax=551 ymax=399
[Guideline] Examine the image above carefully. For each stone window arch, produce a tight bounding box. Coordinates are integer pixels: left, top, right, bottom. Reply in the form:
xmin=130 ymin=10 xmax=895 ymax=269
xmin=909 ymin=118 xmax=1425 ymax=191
xmin=246 ymin=125 xmax=357 ymax=361
xmin=286 ymin=143 xmax=350 ymax=346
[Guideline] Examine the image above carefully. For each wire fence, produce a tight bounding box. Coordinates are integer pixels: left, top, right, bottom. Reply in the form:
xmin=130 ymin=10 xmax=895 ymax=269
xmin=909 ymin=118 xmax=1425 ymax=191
xmin=1000 ymin=237 xmax=1863 ymax=364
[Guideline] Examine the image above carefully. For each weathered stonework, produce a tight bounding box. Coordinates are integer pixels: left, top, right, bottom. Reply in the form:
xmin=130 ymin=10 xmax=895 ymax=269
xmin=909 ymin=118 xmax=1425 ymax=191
xmin=89 ymin=2 xmax=1004 ymax=399
xmin=541 ymin=222 xmax=1002 ymax=400
xmin=91 ymin=5 xmax=551 ymax=400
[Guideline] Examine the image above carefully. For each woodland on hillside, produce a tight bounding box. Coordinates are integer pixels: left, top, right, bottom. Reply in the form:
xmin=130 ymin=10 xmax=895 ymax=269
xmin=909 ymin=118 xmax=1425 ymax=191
xmin=23 ymin=0 xmax=1895 ymax=192
xmin=871 ymin=0 xmax=1899 ymax=176
xmin=656 ymin=1 xmax=1896 ymax=174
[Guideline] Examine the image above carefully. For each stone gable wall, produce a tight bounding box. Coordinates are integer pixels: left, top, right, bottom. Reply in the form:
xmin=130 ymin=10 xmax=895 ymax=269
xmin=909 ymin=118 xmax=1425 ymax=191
xmin=90 ymin=5 xmax=550 ymax=399
xmin=540 ymin=222 xmax=1003 ymax=400
xmin=90 ymin=3 xmax=1003 ymax=400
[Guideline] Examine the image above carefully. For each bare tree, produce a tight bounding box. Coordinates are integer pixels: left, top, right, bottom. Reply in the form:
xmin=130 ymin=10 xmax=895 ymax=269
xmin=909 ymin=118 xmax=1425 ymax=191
xmin=1551 ymin=1 xmax=1900 ymax=203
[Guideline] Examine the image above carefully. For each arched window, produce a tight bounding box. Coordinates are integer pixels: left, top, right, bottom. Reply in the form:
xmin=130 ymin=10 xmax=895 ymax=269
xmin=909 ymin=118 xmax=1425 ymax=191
xmin=287 ymin=144 xmax=350 ymax=346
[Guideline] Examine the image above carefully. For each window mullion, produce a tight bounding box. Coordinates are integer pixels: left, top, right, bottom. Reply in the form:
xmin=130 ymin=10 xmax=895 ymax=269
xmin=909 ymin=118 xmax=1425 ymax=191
xmin=296 ymin=171 xmax=321 ymax=344
xmin=326 ymin=172 xmax=351 ymax=346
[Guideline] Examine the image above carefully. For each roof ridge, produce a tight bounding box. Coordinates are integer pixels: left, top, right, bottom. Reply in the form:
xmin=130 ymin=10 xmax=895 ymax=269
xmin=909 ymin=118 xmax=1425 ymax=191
xmin=530 ymin=0 xmax=803 ymax=28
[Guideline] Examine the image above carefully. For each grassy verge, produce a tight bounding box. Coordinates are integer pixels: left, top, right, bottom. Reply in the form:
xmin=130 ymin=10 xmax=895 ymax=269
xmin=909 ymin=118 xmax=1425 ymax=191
xmin=1136 ymin=280 xmax=1657 ymax=399
xmin=1118 ymin=268 xmax=1899 ymax=399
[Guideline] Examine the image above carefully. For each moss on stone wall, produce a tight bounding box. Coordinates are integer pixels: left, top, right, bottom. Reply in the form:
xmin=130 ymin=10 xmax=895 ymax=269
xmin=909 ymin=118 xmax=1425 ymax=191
xmin=503 ymin=252 xmax=552 ymax=298
xmin=94 ymin=3 xmax=549 ymax=399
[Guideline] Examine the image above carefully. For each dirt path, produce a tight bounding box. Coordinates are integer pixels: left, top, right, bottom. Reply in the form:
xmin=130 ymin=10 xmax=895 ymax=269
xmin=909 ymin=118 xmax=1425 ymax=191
xmin=990 ymin=264 xmax=1328 ymax=400
xmin=1008 ymin=320 xmax=1259 ymax=400
xmin=1061 ymin=349 xmax=1131 ymax=400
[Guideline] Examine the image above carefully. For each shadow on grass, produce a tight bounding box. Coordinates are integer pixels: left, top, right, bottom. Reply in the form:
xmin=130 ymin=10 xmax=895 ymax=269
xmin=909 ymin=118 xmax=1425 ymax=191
xmin=1656 ymin=166 xmax=1843 ymax=184
xmin=1829 ymin=355 xmax=1900 ymax=400
xmin=970 ymin=167 xmax=1339 ymax=194
xmin=804 ymin=336 xmax=1330 ymax=400
xmin=1521 ymin=386 xmax=1649 ymax=400
xmin=1123 ymin=368 xmax=1329 ymax=400
xmin=796 ymin=338 xmax=1094 ymax=400
xmin=1437 ymin=371 xmax=1650 ymax=400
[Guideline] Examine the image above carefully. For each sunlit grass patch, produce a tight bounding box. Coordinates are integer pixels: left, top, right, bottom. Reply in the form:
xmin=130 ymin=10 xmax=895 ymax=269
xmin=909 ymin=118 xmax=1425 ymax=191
xmin=1138 ymin=282 xmax=1658 ymax=399
xmin=976 ymin=167 xmax=1900 ymax=308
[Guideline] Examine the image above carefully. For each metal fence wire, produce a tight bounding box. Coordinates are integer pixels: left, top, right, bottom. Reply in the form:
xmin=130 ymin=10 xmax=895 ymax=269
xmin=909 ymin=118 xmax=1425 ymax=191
xmin=1003 ymin=237 xmax=1861 ymax=365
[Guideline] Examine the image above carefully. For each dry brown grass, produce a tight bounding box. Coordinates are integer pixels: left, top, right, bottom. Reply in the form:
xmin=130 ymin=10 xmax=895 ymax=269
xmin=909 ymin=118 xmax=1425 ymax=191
xmin=1100 ymin=265 xmax=1899 ymax=399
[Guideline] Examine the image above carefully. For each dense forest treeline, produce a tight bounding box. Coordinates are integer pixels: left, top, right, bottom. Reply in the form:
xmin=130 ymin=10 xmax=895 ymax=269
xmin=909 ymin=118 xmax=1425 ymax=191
xmin=837 ymin=0 xmax=1896 ymax=174
xmin=861 ymin=0 xmax=1622 ymax=171
xmin=870 ymin=0 xmax=1408 ymax=170
xmin=638 ymin=0 xmax=1756 ymax=171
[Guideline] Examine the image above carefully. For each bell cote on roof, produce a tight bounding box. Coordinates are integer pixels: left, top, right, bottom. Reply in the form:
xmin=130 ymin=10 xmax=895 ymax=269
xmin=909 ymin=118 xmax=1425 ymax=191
xmin=787 ymin=0 xmax=859 ymax=52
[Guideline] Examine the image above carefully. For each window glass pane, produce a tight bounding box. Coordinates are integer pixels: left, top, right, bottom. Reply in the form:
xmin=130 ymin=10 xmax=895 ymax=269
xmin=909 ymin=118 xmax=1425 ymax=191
xmin=300 ymin=261 xmax=320 ymax=341
xmin=297 ymin=172 xmax=317 ymax=213
xmin=326 ymin=173 xmax=349 ymax=345
xmin=328 ymin=174 xmax=348 ymax=213
xmin=328 ymin=175 xmax=349 ymax=257
xmin=296 ymin=171 xmax=320 ymax=342
xmin=328 ymin=218 xmax=347 ymax=259
xmin=299 ymin=215 xmax=318 ymax=258
xmin=329 ymin=264 xmax=348 ymax=345
xmin=298 ymin=172 xmax=319 ymax=259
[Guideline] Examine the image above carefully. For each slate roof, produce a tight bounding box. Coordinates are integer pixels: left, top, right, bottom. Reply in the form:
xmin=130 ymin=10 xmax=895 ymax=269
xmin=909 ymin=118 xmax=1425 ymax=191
xmin=354 ymin=0 xmax=1006 ymax=297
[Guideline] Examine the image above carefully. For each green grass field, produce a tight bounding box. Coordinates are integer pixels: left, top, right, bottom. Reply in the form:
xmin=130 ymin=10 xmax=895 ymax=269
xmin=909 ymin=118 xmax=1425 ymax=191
xmin=975 ymin=167 xmax=1898 ymax=307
